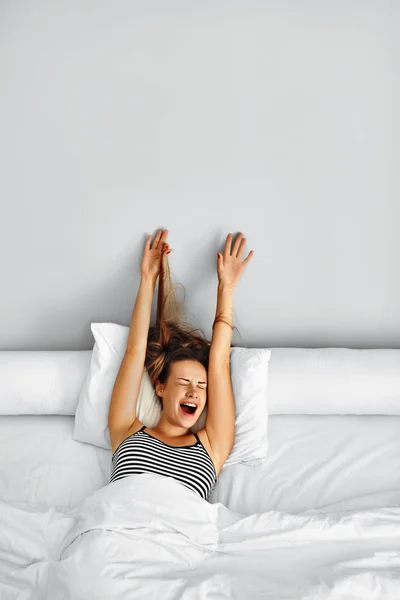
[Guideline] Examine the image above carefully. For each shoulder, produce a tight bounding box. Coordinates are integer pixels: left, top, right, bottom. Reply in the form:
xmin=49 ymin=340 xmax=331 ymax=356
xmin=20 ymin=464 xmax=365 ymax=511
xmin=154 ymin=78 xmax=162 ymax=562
xmin=129 ymin=418 xmax=145 ymax=436
xmin=196 ymin=427 xmax=224 ymax=478
xmin=110 ymin=418 xmax=144 ymax=454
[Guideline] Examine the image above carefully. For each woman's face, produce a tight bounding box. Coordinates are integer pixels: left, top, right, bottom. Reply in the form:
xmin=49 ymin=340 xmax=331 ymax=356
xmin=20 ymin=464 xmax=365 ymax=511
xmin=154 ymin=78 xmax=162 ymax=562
xmin=155 ymin=360 xmax=208 ymax=426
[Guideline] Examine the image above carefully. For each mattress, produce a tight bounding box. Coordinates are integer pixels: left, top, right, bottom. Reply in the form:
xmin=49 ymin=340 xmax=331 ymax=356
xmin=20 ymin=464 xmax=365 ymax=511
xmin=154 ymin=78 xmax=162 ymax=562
xmin=2 ymin=413 xmax=400 ymax=515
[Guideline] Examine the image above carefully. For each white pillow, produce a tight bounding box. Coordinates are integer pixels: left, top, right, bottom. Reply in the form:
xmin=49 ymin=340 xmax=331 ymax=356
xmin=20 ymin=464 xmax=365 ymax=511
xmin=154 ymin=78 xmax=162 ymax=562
xmin=266 ymin=348 xmax=400 ymax=415
xmin=0 ymin=350 xmax=92 ymax=415
xmin=73 ymin=323 xmax=271 ymax=467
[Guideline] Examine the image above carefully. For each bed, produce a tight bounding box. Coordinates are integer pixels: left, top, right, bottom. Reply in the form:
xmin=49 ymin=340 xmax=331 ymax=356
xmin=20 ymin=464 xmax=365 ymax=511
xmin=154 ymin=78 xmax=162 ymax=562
xmin=1 ymin=346 xmax=400 ymax=599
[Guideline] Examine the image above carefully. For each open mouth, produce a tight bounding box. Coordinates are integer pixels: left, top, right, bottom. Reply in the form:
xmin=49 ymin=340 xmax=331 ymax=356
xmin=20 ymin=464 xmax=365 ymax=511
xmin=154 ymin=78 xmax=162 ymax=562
xmin=180 ymin=402 xmax=198 ymax=416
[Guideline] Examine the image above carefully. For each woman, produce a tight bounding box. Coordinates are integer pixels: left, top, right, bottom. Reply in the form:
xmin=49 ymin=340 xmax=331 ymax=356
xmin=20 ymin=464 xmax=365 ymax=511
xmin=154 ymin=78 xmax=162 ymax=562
xmin=108 ymin=229 xmax=254 ymax=501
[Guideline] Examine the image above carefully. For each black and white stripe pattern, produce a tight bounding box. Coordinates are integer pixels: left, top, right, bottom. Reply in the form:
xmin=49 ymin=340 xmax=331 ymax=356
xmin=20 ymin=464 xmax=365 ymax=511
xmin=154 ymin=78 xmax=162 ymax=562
xmin=109 ymin=426 xmax=217 ymax=501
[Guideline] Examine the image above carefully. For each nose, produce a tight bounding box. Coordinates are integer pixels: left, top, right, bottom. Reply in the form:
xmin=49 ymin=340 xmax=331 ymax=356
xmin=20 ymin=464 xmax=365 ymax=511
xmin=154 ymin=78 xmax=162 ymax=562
xmin=186 ymin=388 xmax=199 ymax=400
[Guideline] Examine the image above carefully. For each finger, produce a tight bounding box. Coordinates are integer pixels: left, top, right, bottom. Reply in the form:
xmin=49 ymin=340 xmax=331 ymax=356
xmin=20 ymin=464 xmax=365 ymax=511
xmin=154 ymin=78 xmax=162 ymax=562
xmin=144 ymin=234 xmax=152 ymax=251
xmin=153 ymin=229 xmax=163 ymax=249
xmin=160 ymin=230 xmax=169 ymax=252
xmin=150 ymin=230 xmax=161 ymax=250
xmin=153 ymin=229 xmax=164 ymax=250
xmin=236 ymin=236 xmax=246 ymax=259
xmin=160 ymin=229 xmax=169 ymax=248
xmin=232 ymin=232 xmax=244 ymax=256
xmin=243 ymin=250 xmax=254 ymax=265
xmin=224 ymin=233 xmax=232 ymax=258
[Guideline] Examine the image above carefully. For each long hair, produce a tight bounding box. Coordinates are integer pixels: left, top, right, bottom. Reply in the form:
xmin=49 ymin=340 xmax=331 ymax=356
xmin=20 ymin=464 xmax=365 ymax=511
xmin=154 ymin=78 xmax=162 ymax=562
xmin=144 ymin=250 xmax=243 ymax=405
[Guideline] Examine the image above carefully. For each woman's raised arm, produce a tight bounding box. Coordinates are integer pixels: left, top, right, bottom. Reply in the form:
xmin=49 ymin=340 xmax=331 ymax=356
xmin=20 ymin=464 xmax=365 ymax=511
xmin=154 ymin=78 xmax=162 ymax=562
xmin=205 ymin=232 xmax=254 ymax=467
xmin=108 ymin=229 xmax=170 ymax=445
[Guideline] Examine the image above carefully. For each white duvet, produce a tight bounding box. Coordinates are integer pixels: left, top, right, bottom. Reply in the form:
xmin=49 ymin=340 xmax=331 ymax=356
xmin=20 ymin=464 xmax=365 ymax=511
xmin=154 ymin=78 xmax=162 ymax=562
xmin=2 ymin=473 xmax=400 ymax=600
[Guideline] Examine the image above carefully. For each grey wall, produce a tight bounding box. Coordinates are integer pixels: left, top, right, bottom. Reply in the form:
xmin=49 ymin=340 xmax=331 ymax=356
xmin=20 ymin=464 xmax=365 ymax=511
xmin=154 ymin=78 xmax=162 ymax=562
xmin=1 ymin=1 xmax=399 ymax=351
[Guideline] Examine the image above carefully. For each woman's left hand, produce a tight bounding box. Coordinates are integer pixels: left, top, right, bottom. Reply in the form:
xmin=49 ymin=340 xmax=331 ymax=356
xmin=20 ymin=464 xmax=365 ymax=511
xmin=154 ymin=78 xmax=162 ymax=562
xmin=217 ymin=232 xmax=254 ymax=289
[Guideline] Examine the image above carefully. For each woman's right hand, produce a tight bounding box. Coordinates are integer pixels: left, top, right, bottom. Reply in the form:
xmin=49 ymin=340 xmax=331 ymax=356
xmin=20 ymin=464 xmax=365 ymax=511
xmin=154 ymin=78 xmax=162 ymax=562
xmin=141 ymin=229 xmax=171 ymax=281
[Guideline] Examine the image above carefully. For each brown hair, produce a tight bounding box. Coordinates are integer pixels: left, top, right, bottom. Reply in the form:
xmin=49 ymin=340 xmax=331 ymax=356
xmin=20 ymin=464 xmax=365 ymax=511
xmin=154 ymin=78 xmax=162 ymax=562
xmin=144 ymin=251 xmax=244 ymax=405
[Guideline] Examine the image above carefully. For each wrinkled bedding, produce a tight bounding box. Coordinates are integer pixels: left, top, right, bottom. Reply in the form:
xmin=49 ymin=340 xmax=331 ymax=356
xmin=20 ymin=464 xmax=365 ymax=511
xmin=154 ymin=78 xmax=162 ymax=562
xmin=2 ymin=473 xmax=400 ymax=599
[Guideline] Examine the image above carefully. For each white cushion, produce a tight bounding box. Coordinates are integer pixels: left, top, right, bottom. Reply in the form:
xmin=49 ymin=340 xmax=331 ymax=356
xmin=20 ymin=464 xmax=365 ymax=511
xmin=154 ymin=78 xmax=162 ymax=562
xmin=72 ymin=323 xmax=271 ymax=467
xmin=0 ymin=350 xmax=92 ymax=415
xmin=267 ymin=348 xmax=400 ymax=414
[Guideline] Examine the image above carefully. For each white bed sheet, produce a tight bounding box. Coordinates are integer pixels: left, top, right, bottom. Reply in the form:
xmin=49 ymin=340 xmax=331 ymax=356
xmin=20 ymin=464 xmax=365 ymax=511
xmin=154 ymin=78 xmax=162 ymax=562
xmin=3 ymin=473 xmax=400 ymax=599
xmin=1 ymin=414 xmax=400 ymax=515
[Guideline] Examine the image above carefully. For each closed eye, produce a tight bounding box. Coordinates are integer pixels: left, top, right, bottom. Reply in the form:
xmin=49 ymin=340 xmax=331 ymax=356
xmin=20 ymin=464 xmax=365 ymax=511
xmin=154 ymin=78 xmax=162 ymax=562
xmin=179 ymin=383 xmax=207 ymax=388
xmin=177 ymin=378 xmax=207 ymax=388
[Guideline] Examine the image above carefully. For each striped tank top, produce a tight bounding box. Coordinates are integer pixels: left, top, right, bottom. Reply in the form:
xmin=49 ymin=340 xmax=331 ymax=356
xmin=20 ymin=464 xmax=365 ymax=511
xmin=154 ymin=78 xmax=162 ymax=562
xmin=110 ymin=425 xmax=218 ymax=501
